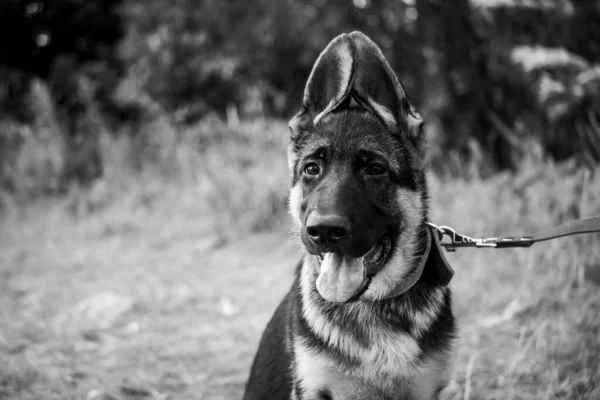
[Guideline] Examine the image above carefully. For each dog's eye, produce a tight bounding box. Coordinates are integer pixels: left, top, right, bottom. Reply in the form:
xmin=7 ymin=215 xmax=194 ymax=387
xmin=366 ymin=163 xmax=386 ymax=175
xmin=303 ymin=162 xmax=320 ymax=176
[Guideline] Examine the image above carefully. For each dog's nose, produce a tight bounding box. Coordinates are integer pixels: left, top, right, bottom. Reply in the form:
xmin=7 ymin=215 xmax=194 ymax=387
xmin=305 ymin=213 xmax=350 ymax=247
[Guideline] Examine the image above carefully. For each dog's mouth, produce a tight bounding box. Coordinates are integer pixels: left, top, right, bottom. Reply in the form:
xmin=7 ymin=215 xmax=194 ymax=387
xmin=314 ymin=232 xmax=392 ymax=302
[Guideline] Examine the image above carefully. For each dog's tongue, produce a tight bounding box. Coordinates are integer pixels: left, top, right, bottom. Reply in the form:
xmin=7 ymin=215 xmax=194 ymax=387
xmin=316 ymin=253 xmax=366 ymax=302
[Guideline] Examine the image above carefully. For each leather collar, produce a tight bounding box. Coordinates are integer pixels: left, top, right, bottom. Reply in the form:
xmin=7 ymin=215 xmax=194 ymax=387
xmin=381 ymin=224 xmax=454 ymax=300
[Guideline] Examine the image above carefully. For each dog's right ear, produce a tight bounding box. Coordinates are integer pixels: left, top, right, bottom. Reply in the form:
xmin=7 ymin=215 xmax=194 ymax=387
xmin=289 ymin=34 xmax=356 ymax=139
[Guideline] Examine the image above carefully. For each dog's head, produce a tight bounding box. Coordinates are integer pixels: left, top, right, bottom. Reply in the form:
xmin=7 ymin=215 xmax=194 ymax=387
xmin=287 ymin=32 xmax=432 ymax=303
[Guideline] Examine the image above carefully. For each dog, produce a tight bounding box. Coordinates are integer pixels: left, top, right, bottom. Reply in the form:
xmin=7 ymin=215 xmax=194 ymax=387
xmin=243 ymin=31 xmax=456 ymax=400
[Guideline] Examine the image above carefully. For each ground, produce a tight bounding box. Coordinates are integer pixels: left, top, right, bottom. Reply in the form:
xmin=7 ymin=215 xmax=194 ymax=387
xmin=1 ymin=151 xmax=599 ymax=400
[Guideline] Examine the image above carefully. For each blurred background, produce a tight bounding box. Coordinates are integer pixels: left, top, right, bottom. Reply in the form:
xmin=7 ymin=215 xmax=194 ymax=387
xmin=0 ymin=0 xmax=599 ymax=399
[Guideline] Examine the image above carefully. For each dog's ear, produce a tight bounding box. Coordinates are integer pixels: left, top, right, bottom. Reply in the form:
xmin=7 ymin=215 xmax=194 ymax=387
xmin=289 ymin=34 xmax=357 ymax=138
xmin=348 ymin=31 xmax=424 ymax=145
xmin=289 ymin=31 xmax=424 ymax=151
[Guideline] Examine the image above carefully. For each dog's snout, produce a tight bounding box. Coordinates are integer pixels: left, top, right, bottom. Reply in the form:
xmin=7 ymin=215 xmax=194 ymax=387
xmin=305 ymin=213 xmax=350 ymax=247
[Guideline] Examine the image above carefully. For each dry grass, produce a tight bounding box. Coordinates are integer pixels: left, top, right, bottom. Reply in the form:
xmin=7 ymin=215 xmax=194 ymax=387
xmin=1 ymin=121 xmax=599 ymax=400
xmin=429 ymin=163 xmax=600 ymax=400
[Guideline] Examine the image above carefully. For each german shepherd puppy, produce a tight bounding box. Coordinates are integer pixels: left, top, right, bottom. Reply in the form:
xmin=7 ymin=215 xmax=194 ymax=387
xmin=243 ymin=32 xmax=456 ymax=400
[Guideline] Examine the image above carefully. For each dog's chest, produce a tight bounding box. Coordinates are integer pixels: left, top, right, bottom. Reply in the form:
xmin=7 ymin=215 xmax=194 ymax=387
xmin=293 ymin=339 xmax=447 ymax=400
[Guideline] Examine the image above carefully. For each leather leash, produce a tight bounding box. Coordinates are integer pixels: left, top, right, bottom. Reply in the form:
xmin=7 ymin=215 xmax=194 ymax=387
xmin=427 ymin=216 xmax=600 ymax=252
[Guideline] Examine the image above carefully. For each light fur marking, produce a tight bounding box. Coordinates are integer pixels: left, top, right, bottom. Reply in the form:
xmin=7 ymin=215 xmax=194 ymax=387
xmin=288 ymin=184 xmax=303 ymax=229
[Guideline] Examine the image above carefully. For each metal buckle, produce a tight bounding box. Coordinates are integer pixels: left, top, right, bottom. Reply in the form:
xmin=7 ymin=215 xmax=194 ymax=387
xmin=427 ymin=222 xmax=497 ymax=252
xmin=427 ymin=222 xmax=536 ymax=251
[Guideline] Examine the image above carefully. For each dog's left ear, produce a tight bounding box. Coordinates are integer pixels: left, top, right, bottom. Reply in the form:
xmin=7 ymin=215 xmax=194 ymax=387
xmin=347 ymin=31 xmax=424 ymax=146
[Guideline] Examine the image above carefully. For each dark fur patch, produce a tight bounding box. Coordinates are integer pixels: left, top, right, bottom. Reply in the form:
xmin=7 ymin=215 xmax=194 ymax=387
xmin=243 ymin=292 xmax=294 ymax=400
xmin=416 ymin=289 xmax=457 ymax=359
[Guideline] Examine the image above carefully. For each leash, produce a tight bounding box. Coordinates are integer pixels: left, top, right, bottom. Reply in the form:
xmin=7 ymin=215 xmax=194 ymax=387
xmin=427 ymin=216 xmax=600 ymax=252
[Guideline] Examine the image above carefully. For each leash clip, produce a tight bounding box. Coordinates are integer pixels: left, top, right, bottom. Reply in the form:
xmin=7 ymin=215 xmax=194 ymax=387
xmin=428 ymin=216 xmax=600 ymax=252
xmin=427 ymin=222 xmax=535 ymax=251
xmin=427 ymin=222 xmax=496 ymax=251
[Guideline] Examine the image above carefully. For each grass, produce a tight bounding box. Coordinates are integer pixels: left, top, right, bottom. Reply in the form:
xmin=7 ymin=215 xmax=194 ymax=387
xmin=1 ymin=120 xmax=599 ymax=400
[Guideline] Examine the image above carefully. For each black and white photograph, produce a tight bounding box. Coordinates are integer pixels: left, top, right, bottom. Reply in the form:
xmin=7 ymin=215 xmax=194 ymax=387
xmin=1 ymin=1 xmax=599 ymax=399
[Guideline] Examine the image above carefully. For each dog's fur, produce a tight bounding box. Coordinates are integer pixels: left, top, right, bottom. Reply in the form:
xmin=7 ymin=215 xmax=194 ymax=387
xmin=243 ymin=32 xmax=456 ymax=400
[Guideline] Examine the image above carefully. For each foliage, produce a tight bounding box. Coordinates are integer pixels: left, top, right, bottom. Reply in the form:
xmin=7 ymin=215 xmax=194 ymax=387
xmin=0 ymin=0 xmax=125 ymax=195
xmin=119 ymin=0 xmax=422 ymax=119
xmin=468 ymin=0 xmax=600 ymax=169
xmin=1 ymin=0 xmax=600 ymax=199
xmin=118 ymin=0 xmax=600 ymax=171
xmin=0 ymin=0 xmax=123 ymax=78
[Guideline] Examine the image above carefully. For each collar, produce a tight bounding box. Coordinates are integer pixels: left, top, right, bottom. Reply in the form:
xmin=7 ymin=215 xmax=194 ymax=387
xmin=381 ymin=224 xmax=454 ymax=300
